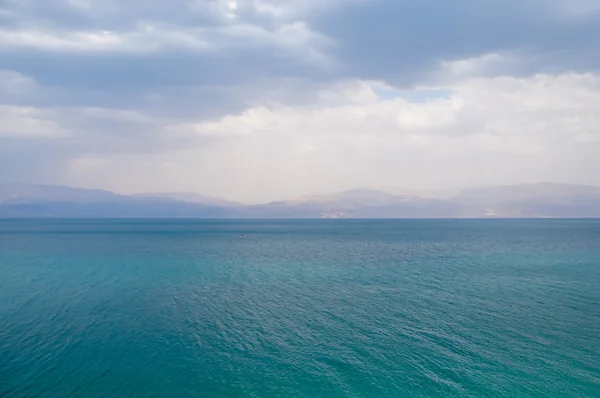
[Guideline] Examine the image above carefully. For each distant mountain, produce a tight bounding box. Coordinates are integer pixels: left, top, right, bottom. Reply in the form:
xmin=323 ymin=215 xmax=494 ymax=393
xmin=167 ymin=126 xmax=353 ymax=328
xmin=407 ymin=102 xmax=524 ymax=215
xmin=1 ymin=183 xmax=599 ymax=218
xmin=0 ymin=183 xmax=237 ymax=218
xmin=453 ymin=183 xmax=600 ymax=202
xmin=0 ymin=183 xmax=121 ymax=203
xmin=448 ymin=183 xmax=600 ymax=218
xmin=243 ymin=184 xmax=600 ymax=218
xmin=244 ymin=189 xmax=462 ymax=218
xmin=133 ymin=192 xmax=243 ymax=207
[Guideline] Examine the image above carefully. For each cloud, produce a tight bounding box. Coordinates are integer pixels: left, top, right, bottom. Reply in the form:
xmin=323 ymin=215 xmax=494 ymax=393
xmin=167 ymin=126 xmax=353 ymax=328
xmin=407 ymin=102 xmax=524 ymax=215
xmin=0 ymin=105 xmax=66 ymax=137
xmin=314 ymin=0 xmax=600 ymax=84
xmin=1 ymin=0 xmax=597 ymax=120
xmin=1 ymin=0 xmax=600 ymax=201
xmin=0 ymin=0 xmax=334 ymax=112
xmin=3 ymin=72 xmax=593 ymax=202
xmin=0 ymin=27 xmax=212 ymax=53
xmin=0 ymin=69 xmax=36 ymax=97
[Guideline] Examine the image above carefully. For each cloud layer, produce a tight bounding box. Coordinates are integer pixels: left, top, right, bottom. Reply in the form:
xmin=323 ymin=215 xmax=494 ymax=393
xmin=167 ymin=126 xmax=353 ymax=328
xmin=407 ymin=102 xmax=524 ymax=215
xmin=1 ymin=0 xmax=599 ymax=202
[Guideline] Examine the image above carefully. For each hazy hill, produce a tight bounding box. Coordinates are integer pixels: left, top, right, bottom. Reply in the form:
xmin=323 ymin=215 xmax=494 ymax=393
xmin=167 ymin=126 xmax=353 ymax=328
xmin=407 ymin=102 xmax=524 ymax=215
xmin=449 ymin=183 xmax=600 ymax=217
xmin=0 ymin=183 xmax=121 ymax=203
xmin=1 ymin=183 xmax=599 ymax=218
xmin=244 ymin=189 xmax=462 ymax=218
xmin=133 ymin=192 xmax=243 ymax=207
xmin=0 ymin=183 xmax=237 ymax=218
xmin=244 ymin=184 xmax=600 ymax=218
xmin=453 ymin=183 xmax=600 ymax=202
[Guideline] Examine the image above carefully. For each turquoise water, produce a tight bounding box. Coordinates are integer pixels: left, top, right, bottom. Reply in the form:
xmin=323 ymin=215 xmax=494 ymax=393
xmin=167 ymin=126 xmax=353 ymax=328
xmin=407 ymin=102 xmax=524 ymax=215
xmin=1 ymin=219 xmax=599 ymax=397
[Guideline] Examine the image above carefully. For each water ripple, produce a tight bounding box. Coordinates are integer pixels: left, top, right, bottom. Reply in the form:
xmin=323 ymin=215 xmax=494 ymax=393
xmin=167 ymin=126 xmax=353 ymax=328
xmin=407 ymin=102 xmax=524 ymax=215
xmin=1 ymin=219 xmax=599 ymax=397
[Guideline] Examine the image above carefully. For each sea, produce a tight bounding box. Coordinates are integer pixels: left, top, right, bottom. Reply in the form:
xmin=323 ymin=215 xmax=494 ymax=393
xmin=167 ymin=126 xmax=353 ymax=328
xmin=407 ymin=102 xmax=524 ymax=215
xmin=0 ymin=219 xmax=599 ymax=397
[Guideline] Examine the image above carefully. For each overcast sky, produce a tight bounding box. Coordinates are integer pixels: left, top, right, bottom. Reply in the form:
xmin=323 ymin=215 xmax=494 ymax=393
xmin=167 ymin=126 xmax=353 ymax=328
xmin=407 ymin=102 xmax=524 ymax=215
xmin=1 ymin=0 xmax=599 ymax=203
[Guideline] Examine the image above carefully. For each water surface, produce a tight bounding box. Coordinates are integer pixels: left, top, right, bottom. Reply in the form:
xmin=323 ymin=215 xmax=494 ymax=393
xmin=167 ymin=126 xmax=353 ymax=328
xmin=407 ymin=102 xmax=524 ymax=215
xmin=1 ymin=219 xmax=599 ymax=397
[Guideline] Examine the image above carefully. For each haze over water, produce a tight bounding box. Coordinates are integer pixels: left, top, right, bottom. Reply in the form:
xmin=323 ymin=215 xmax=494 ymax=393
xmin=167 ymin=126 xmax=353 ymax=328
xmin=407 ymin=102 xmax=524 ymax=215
xmin=1 ymin=219 xmax=599 ymax=397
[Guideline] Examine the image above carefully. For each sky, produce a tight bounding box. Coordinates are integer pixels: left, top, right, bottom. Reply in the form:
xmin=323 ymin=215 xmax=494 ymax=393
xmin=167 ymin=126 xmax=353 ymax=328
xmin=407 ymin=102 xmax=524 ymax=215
xmin=1 ymin=0 xmax=599 ymax=203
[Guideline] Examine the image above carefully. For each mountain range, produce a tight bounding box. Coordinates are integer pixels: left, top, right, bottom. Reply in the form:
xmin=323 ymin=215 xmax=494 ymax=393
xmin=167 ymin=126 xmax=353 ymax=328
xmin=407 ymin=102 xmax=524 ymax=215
xmin=1 ymin=183 xmax=600 ymax=218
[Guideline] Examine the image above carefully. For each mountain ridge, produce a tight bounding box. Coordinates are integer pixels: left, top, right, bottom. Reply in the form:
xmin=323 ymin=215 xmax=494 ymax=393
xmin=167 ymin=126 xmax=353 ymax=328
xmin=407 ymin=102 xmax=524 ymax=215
xmin=1 ymin=183 xmax=599 ymax=218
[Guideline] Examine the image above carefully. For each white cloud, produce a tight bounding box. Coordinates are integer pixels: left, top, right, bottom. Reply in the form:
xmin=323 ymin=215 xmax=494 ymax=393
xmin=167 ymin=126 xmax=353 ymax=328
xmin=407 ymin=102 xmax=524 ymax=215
xmin=4 ymin=70 xmax=599 ymax=202
xmin=2 ymin=0 xmax=600 ymax=202
xmin=0 ymin=70 xmax=37 ymax=96
xmin=0 ymin=22 xmax=331 ymax=70
xmin=0 ymin=26 xmax=213 ymax=53
xmin=441 ymin=53 xmax=517 ymax=79
xmin=188 ymin=0 xmax=364 ymax=20
xmin=180 ymin=72 xmax=600 ymax=142
xmin=24 ymin=72 xmax=591 ymax=202
xmin=216 ymin=21 xmax=334 ymax=66
xmin=0 ymin=106 xmax=66 ymax=137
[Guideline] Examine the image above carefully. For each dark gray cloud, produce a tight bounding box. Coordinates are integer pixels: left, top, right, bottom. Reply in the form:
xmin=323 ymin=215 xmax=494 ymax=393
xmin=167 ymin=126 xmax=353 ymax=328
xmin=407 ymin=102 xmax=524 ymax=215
xmin=2 ymin=0 xmax=599 ymax=113
xmin=314 ymin=0 xmax=600 ymax=85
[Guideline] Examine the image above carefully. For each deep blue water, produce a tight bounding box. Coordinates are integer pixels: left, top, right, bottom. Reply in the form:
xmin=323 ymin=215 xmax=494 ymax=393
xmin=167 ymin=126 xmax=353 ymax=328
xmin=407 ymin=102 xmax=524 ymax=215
xmin=1 ymin=219 xmax=599 ymax=397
